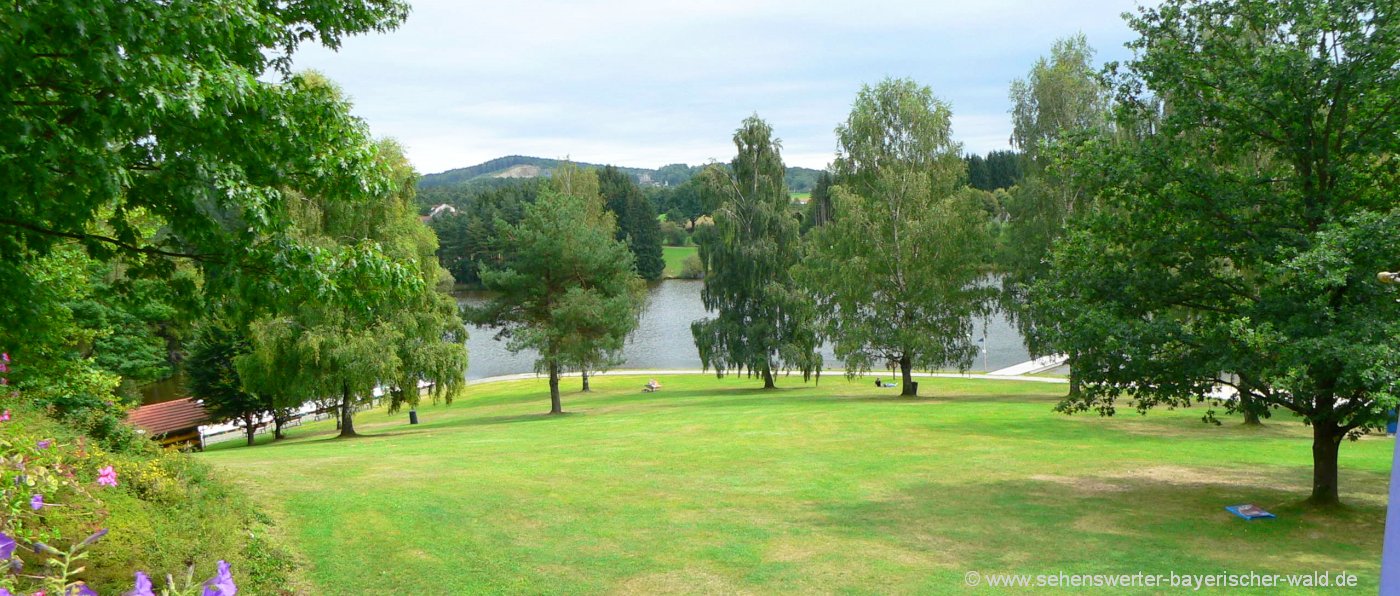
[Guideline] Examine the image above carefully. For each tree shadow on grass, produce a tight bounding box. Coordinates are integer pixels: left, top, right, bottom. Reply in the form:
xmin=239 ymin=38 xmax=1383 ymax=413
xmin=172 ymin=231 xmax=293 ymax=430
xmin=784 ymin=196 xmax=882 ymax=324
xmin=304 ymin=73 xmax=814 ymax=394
xmin=416 ymin=411 xmax=586 ymax=429
xmin=804 ymin=468 xmax=1386 ymax=586
xmin=207 ymin=426 xmax=440 ymax=451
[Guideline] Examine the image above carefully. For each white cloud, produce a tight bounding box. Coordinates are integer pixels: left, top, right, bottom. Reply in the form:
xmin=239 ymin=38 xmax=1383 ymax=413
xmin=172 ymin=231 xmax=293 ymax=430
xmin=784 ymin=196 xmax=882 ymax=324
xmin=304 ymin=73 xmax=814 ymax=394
xmin=292 ymin=0 xmax=1146 ymax=173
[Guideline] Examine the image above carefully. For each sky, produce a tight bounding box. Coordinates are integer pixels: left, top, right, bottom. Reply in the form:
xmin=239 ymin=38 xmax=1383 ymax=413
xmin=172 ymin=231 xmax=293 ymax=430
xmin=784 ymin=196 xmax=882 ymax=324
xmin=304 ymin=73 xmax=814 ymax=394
xmin=288 ymin=0 xmax=1145 ymax=174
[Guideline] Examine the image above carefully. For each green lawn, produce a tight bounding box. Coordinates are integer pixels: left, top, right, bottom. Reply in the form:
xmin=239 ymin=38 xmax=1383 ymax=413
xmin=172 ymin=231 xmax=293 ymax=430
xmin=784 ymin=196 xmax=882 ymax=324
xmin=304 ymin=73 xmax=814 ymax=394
xmin=791 ymin=191 xmax=812 ymax=203
xmin=663 ymin=245 xmax=696 ymax=278
xmin=200 ymin=375 xmax=1391 ymax=594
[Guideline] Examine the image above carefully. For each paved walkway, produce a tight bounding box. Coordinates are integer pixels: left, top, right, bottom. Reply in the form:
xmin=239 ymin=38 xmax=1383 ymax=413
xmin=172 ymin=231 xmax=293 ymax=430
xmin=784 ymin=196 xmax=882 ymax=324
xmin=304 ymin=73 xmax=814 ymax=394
xmin=988 ymin=354 xmax=1068 ymax=376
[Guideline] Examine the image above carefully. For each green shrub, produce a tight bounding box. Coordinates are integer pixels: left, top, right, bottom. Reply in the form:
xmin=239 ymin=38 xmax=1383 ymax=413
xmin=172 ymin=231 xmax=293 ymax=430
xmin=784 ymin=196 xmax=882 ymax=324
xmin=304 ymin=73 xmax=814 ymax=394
xmin=679 ymin=255 xmax=705 ymax=279
xmin=660 ymin=220 xmax=689 ymax=246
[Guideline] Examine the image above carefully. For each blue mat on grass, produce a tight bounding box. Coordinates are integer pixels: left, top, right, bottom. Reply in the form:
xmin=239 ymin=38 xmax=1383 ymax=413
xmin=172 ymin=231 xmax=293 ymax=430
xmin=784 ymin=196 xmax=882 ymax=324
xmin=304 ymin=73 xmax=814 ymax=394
xmin=1225 ymin=504 xmax=1276 ymax=520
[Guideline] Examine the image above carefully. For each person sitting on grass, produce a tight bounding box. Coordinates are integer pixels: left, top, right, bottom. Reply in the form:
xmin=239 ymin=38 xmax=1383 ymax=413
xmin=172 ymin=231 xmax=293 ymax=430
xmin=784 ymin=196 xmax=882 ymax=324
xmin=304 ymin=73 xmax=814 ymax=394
xmin=644 ymin=379 xmax=662 ymax=392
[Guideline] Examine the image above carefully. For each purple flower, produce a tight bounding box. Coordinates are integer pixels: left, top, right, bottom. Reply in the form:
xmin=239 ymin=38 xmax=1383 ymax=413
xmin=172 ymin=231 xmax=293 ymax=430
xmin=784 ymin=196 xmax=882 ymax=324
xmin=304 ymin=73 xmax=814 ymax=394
xmin=0 ymin=588 xmax=10 ymax=596
xmin=201 ymin=560 xmax=237 ymax=595
xmin=65 ymin=585 xmax=97 ymax=596
xmin=0 ymin=532 xmax=14 ymax=559
xmin=36 ymin=439 xmax=51 ymax=450
xmin=96 ymin=465 xmax=117 ymax=487
xmin=30 ymin=493 xmax=43 ymax=510
xmin=78 ymin=529 xmax=108 ymax=549
xmin=127 ymin=571 xmax=155 ymax=596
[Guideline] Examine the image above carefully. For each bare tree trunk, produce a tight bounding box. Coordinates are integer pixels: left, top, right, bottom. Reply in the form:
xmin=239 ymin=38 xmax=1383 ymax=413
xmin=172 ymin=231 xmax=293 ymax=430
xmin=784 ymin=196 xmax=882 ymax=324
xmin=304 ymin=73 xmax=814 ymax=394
xmin=761 ymin=362 xmax=776 ymax=389
xmin=244 ymin=415 xmax=256 ymax=446
xmin=274 ymin=414 xmax=287 ymax=439
xmin=582 ymin=370 xmax=591 ymax=392
xmin=339 ymin=383 xmax=358 ymax=438
xmin=548 ymin=360 xmax=563 ymax=414
xmin=1308 ymin=422 xmax=1343 ymax=507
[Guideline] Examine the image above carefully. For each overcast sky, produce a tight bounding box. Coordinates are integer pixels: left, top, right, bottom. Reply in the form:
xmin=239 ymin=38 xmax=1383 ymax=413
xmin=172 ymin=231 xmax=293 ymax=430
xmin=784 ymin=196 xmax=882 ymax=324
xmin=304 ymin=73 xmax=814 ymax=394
xmin=288 ymin=0 xmax=1145 ymax=174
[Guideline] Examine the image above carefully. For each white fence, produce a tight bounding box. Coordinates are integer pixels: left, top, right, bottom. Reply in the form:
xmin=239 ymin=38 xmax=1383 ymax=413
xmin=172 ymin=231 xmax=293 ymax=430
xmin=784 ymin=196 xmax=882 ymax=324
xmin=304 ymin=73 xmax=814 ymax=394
xmin=198 ymin=381 xmax=434 ymax=447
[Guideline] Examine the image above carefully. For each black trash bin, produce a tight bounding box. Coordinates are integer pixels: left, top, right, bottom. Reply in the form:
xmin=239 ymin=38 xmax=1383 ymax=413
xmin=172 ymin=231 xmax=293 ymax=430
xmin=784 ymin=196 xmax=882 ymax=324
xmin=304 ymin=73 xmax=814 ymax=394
xmin=409 ymin=410 xmax=419 ymax=425
xmin=910 ymin=381 xmax=918 ymax=396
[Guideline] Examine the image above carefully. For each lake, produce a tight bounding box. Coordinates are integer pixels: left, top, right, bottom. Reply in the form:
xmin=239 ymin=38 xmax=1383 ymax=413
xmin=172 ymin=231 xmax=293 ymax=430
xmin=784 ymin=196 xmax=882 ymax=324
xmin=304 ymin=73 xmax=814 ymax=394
xmin=459 ymin=279 xmax=1032 ymax=380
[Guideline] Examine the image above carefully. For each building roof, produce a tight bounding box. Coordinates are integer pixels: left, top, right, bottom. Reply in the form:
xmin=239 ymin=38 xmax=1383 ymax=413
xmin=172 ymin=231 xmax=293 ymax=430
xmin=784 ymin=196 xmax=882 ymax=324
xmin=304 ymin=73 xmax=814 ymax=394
xmin=127 ymin=398 xmax=209 ymax=436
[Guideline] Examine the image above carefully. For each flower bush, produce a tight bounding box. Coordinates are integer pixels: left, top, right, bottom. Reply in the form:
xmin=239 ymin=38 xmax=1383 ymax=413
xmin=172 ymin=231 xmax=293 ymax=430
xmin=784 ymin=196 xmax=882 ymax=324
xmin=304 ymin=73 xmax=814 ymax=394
xmin=0 ymin=355 xmax=259 ymax=595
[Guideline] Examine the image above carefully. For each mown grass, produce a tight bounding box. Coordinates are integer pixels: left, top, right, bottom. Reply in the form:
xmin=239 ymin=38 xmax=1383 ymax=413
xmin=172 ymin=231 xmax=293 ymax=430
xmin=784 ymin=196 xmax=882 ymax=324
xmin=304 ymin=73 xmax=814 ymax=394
xmin=200 ymin=375 xmax=1390 ymax=594
xmin=663 ymin=245 xmax=697 ymax=278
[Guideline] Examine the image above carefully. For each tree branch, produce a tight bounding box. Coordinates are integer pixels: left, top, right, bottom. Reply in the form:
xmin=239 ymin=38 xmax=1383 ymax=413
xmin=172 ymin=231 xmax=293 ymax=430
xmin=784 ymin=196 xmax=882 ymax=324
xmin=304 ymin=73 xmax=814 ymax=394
xmin=0 ymin=217 xmax=227 ymax=263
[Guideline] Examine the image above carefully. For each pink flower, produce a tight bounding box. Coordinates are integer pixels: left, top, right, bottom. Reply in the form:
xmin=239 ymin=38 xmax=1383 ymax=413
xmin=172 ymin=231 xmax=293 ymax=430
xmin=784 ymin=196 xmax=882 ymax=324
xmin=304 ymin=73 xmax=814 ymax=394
xmin=97 ymin=465 xmax=118 ymax=487
xmin=0 ymin=410 xmax=9 ymax=422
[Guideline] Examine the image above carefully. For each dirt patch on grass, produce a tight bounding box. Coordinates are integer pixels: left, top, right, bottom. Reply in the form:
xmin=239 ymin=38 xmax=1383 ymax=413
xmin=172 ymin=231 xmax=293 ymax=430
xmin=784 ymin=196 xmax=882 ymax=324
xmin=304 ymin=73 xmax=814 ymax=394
xmin=1070 ymin=512 xmax=1145 ymax=537
xmin=1030 ymin=474 xmax=1127 ymax=493
xmin=1102 ymin=465 xmax=1273 ymax=487
xmin=1033 ymin=465 xmax=1275 ymax=494
xmin=767 ymin=537 xmax=823 ymax=563
xmin=613 ymin=569 xmax=744 ymax=595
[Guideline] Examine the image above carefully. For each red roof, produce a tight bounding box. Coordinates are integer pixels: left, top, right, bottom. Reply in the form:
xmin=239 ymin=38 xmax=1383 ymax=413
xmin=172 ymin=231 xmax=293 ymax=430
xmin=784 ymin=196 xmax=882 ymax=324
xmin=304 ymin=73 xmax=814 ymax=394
xmin=128 ymin=398 xmax=209 ymax=435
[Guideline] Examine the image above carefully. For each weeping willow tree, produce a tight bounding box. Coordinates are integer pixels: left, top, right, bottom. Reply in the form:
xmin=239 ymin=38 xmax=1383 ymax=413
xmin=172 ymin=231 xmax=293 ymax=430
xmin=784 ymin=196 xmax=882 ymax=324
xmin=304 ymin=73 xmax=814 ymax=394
xmin=237 ymin=137 xmax=467 ymax=437
xmin=691 ymin=115 xmax=822 ymax=389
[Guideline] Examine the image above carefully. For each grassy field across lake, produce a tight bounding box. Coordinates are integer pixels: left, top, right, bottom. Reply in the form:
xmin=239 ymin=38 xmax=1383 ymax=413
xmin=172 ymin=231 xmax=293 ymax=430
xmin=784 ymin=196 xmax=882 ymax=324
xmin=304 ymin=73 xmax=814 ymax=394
xmin=200 ymin=375 xmax=1390 ymax=594
xmin=663 ymin=245 xmax=697 ymax=278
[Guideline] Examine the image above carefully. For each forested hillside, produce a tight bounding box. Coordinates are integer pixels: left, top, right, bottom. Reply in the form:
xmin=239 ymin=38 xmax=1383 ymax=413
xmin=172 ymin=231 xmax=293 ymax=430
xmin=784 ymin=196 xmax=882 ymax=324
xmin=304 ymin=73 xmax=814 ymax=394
xmin=419 ymin=155 xmax=825 ymax=196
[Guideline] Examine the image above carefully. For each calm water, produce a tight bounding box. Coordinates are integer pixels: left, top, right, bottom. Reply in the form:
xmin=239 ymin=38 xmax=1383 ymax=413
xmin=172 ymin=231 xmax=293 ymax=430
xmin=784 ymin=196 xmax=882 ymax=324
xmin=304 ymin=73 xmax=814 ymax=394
xmin=459 ymin=279 xmax=1031 ymax=380
xmin=141 ymin=280 xmax=1034 ymax=403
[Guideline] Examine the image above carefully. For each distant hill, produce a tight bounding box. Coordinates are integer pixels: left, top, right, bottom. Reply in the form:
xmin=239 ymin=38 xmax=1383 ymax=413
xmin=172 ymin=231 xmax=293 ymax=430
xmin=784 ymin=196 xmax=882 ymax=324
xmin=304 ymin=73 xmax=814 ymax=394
xmin=418 ymin=156 xmax=653 ymax=190
xmin=418 ymin=155 xmax=825 ymax=192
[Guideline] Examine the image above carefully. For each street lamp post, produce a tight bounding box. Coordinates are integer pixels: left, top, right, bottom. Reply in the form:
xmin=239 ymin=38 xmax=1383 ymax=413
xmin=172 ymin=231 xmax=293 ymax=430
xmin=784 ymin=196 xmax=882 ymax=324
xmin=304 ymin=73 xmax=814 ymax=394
xmin=1378 ymin=271 xmax=1399 ymax=594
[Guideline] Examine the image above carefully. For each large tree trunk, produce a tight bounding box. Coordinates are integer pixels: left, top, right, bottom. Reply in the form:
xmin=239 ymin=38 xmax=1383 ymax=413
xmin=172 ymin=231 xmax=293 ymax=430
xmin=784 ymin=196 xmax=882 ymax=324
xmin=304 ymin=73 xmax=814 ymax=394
xmin=1240 ymin=394 xmax=1262 ymax=426
xmin=339 ymin=383 xmax=358 ymax=438
xmin=548 ymin=360 xmax=563 ymax=414
xmin=244 ymin=415 xmax=256 ymax=446
xmin=761 ymin=362 xmax=776 ymax=389
xmin=581 ymin=371 xmax=591 ymax=392
xmin=1308 ymin=422 xmax=1343 ymax=507
xmin=274 ymin=414 xmax=287 ymax=440
xmin=899 ymin=353 xmax=916 ymax=397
